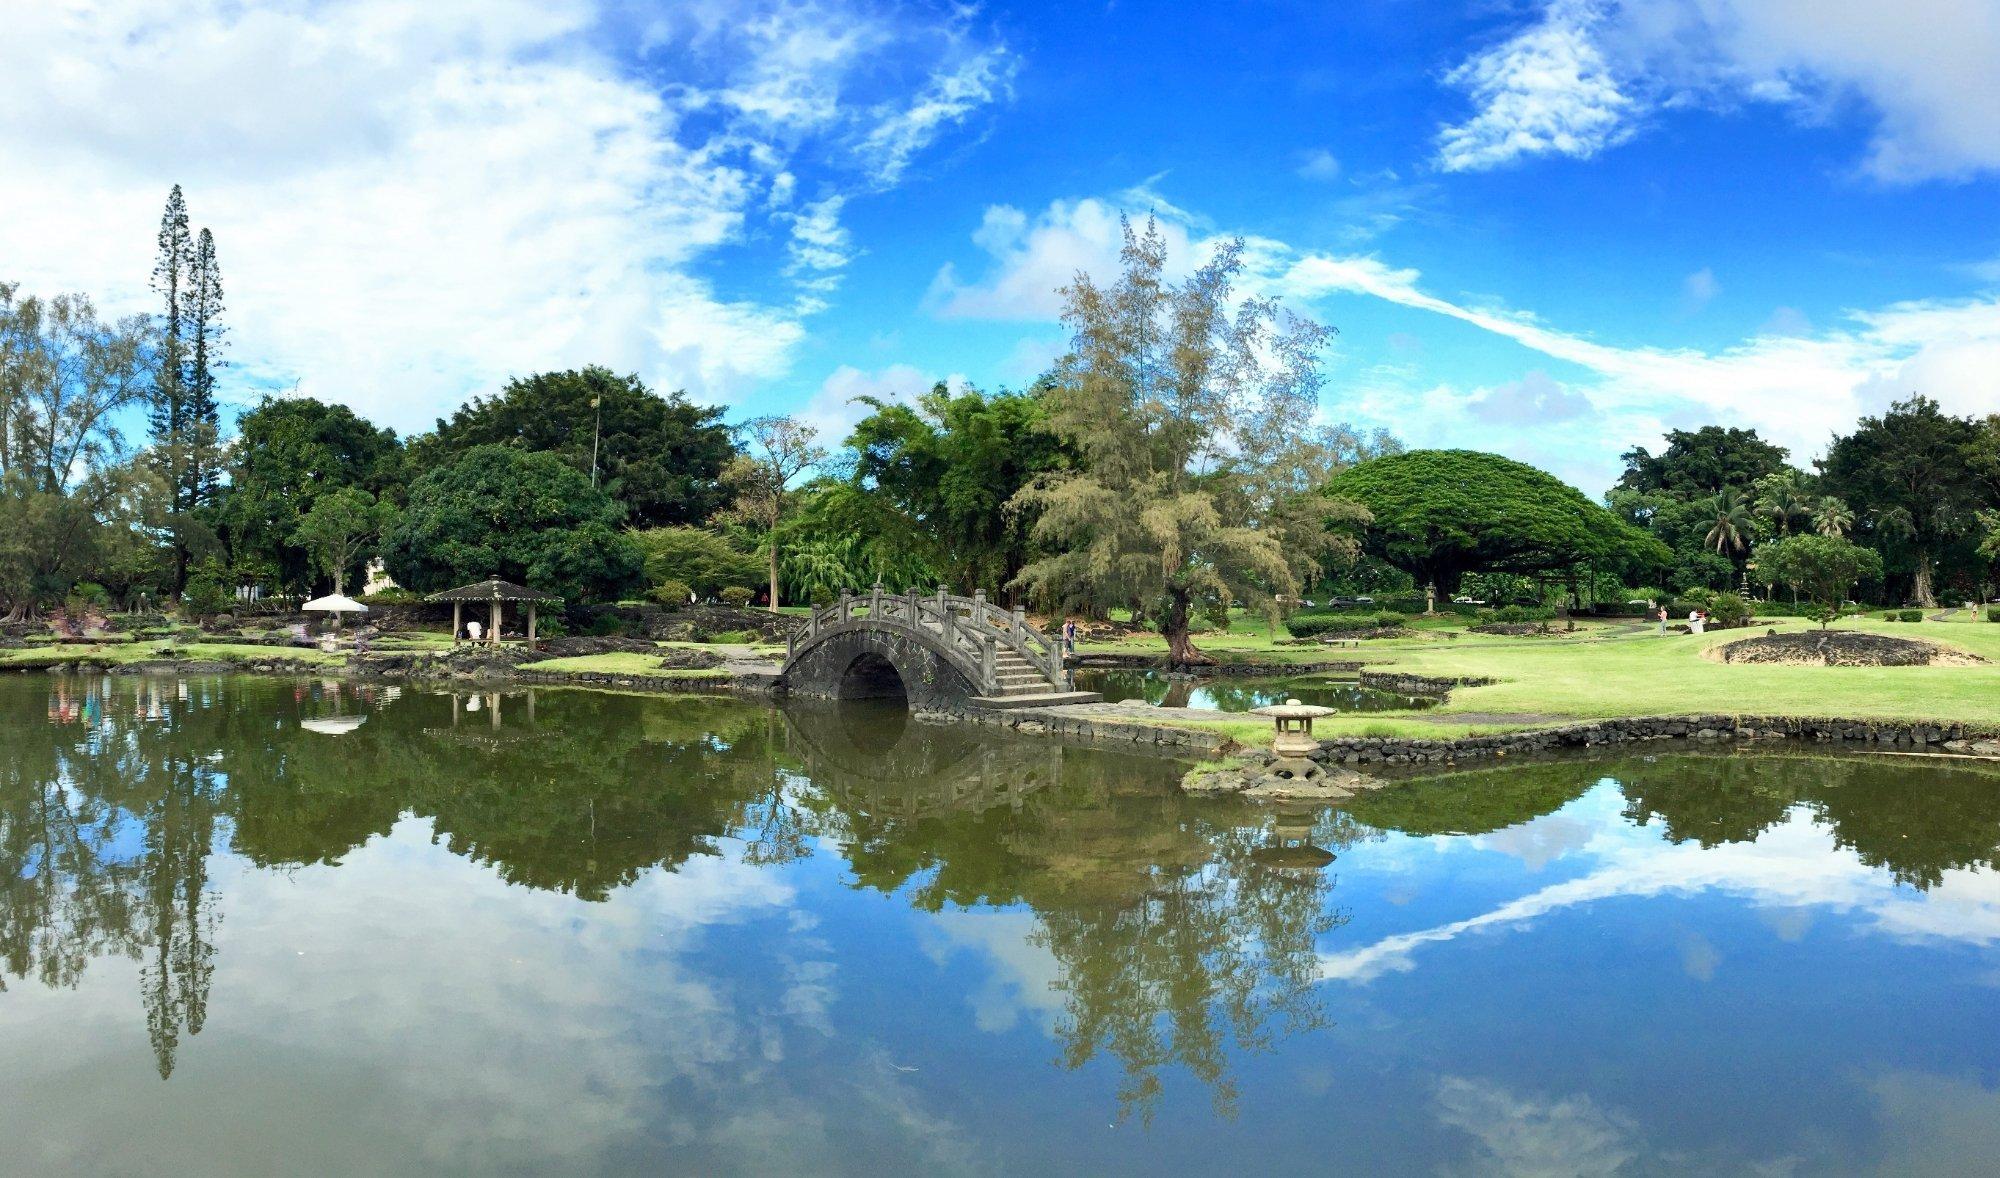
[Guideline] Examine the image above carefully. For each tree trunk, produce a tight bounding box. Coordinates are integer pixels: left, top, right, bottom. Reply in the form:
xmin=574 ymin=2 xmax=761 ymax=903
xmin=1913 ymin=550 xmax=1936 ymax=608
xmin=767 ymin=544 xmax=780 ymax=613
xmin=1161 ymin=590 xmax=1211 ymax=669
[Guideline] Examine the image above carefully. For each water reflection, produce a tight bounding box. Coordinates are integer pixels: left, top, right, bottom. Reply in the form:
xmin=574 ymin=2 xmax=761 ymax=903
xmin=4 ymin=676 xmax=2000 ymax=1171
xmin=1073 ymin=668 xmax=1435 ymax=712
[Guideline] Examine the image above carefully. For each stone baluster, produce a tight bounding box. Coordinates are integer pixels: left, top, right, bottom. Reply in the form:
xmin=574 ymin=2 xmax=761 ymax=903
xmin=839 ymin=589 xmax=851 ymax=625
xmin=981 ymin=634 xmax=996 ymax=692
xmin=870 ymin=582 xmax=882 ymax=620
xmin=935 ymin=588 xmax=950 ymax=642
xmin=972 ymin=589 xmax=987 ymax=633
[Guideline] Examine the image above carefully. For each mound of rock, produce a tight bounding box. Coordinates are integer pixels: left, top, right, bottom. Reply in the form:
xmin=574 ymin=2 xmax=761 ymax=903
xmin=1714 ymin=631 xmax=1983 ymax=667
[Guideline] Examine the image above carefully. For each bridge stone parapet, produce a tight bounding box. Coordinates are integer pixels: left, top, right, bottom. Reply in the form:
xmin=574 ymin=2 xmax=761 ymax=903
xmin=780 ymin=586 xmax=1096 ymax=712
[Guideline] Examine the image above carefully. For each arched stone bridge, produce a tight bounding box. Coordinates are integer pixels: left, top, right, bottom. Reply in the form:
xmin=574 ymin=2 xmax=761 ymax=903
xmin=781 ymin=587 xmax=1100 ymax=713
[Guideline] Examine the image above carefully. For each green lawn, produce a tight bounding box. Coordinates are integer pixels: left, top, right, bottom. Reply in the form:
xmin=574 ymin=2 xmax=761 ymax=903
xmin=0 ymin=640 xmax=345 ymax=668
xmin=1071 ymin=608 xmax=2000 ymax=736
xmin=515 ymin=652 xmax=728 ymax=677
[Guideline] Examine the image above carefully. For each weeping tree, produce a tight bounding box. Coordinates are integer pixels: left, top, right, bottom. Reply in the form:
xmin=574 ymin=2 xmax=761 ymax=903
xmin=1010 ymin=217 xmax=1368 ymax=665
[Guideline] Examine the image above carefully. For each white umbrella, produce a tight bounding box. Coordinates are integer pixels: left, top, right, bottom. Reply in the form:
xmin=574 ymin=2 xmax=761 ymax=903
xmin=302 ymin=594 xmax=368 ymax=631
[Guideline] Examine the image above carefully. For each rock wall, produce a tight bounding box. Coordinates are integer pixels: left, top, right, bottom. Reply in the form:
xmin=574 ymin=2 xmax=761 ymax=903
xmin=1315 ymin=714 xmax=2000 ymax=768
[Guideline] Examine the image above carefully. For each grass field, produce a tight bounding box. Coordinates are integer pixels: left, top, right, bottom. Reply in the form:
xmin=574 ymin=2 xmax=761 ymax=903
xmin=0 ymin=640 xmax=346 ymax=668
xmin=515 ymin=652 xmax=728 ymax=677
xmin=1076 ymin=607 xmax=2000 ymax=736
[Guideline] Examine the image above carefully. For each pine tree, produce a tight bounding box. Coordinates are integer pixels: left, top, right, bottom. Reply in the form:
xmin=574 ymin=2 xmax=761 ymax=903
xmin=181 ymin=227 xmax=224 ymax=505
xmin=147 ymin=186 xmax=225 ymax=595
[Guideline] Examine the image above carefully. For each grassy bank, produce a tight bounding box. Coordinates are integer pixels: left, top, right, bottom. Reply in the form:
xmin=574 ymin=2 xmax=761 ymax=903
xmin=1076 ymin=609 xmax=2000 ymax=737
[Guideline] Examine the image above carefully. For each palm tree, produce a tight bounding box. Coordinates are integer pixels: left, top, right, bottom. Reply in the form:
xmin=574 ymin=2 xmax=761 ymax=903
xmin=1755 ymin=473 xmax=1807 ymax=536
xmin=1704 ymin=488 xmax=1755 ymax=555
xmin=1812 ymin=496 xmax=1854 ymax=538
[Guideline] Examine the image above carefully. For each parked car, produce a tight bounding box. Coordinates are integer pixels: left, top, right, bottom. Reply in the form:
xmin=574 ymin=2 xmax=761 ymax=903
xmin=1353 ymin=595 xmax=1375 ymax=605
xmin=1452 ymin=595 xmax=1485 ymax=605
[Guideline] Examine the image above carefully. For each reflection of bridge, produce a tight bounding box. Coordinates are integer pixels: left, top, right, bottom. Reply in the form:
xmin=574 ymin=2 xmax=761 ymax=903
xmin=780 ymin=587 xmax=1099 ymax=713
xmin=782 ymin=701 xmax=1067 ymax=819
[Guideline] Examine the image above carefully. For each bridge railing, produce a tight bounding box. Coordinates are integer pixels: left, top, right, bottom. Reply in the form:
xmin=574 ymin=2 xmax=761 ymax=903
xmin=786 ymin=586 xmax=1069 ymax=694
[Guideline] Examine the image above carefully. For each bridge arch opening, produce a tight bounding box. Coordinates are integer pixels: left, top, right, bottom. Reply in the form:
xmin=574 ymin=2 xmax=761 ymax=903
xmin=838 ymin=652 xmax=907 ymax=703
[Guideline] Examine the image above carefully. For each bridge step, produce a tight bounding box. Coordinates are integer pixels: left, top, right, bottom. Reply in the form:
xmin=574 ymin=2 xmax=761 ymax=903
xmin=968 ymin=691 xmax=1103 ymax=710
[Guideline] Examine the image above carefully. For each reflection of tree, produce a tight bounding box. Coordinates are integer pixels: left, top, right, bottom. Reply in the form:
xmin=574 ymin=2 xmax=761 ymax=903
xmin=1343 ymin=759 xmax=1596 ymax=836
xmin=799 ymin=713 xmax=1360 ymax=1123
xmin=1620 ymin=751 xmax=2000 ymax=890
xmin=0 ymin=677 xmax=791 ymax=1078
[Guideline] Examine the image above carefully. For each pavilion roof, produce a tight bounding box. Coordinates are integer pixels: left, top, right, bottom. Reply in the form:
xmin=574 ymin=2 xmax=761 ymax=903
xmin=425 ymin=578 xmax=561 ymax=604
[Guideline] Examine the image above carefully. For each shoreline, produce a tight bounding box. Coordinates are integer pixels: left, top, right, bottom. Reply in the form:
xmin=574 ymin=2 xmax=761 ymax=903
xmin=15 ymin=655 xmax=2000 ymax=767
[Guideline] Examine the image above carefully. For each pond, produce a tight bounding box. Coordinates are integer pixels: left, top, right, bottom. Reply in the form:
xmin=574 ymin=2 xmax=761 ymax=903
xmin=1072 ymin=668 xmax=1436 ymax=712
xmin=5 ymin=675 xmax=2000 ymax=1174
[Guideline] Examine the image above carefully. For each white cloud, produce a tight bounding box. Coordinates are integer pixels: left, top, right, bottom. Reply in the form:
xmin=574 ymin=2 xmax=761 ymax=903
xmin=797 ymin=362 xmax=960 ymax=444
xmin=1437 ymin=0 xmax=1635 ymax=172
xmin=1467 ymin=370 xmax=1596 ymax=425
xmin=937 ymin=190 xmax=2000 ymax=491
xmin=860 ymin=45 xmax=1018 ymax=187
xmin=1439 ymin=0 xmax=2000 ymax=181
xmin=0 ymin=0 xmax=1011 ymax=433
xmin=1682 ymin=266 xmax=1720 ymax=311
xmin=1296 ymin=148 xmax=1343 ymax=181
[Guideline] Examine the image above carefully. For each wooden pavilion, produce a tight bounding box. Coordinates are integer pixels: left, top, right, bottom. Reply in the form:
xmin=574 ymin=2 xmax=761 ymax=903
xmin=426 ymin=579 xmax=561 ymax=646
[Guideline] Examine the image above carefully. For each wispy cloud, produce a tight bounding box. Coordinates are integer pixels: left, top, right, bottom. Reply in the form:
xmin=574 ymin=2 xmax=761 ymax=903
xmin=1436 ymin=0 xmax=2000 ymax=182
xmin=0 ymin=0 xmax=1012 ymax=431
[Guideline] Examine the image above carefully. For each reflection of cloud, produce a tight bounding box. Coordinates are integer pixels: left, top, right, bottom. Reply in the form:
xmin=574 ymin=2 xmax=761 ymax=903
xmin=920 ymin=910 xmax=1064 ymax=1034
xmin=1866 ymin=1071 xmax=2000 ymax=1176
xmin=1321 ymin=812 xmax=2000 ymax=984
xmin=1435 ymin=1075 xmax=1640 ymax=1177
xmin=1679 ymin=931 xmax=1720 ymax=982
xmin=0 ymin=817 xmax=981 ymax=1174
xmin=1480 ymin=812 xmax=1596 ymax=872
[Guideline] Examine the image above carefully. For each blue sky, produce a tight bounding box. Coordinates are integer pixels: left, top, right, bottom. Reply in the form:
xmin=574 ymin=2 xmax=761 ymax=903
xmin=6 ymin=0 xmax=2000 ymax=493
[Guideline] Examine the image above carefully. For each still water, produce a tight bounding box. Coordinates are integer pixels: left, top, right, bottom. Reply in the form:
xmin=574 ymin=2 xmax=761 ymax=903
xmin=5 ymin=675 xmax=2000 ymax=1175
xmin=1071 ymin=668 xmax=1436 ymax=712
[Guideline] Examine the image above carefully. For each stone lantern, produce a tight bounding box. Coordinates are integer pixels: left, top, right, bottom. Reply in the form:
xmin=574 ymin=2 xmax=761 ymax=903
xmin=1249 ymin=697 xmax=1336 ymax=781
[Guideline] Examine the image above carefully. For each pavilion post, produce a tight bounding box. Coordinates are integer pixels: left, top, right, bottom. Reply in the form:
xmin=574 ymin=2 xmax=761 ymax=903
xmin=527 ymin=603 xmax=537 ymax=646
xmin=453 ymin=602 xmax=462 ymax=645
xmin=489 ymin=600 xmax=500 ymax=646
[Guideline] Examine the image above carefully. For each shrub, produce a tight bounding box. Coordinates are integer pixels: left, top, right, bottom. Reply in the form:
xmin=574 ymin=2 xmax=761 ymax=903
xmin=1988 ymin=606 xmax=2000 ymax=623
xmin=536 ymin=615 xmax=568 ymax=638
xmin=651 ymin=579 xmax=693 ymax=609
xmin=1881 ymin=611 xmax=1899 ymax=622
xmin=1900 ymin=609 xmax=1924 ymax=623
xmin=358 ymin=587 xmax=422 ymax=606
xmin=1487 ymin=604 xmax=1555 ymax=624
xmin=1285 ymin=614 xmax=1378 ymax=638
xmin=1373 ymin=610 xmax=1408 ymax=628
xmin=719 ymin=586 xmax=755 ymax=609
xmin=1709 ymin=592 xmax=1752 ymax=628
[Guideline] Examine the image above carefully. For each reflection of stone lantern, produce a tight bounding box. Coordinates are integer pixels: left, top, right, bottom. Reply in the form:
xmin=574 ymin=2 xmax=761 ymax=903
xmin=1251 ymin=808 xmax=1337 ymax=871
xmin=1249 ymin=697 xmax=1336 ymax=782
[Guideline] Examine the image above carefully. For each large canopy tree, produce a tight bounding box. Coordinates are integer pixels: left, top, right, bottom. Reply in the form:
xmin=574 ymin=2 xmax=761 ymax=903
xmin=1819 ymin=395 xmax=1980 ymax=606
xmin=1616 ymin=426 xmax=1790 ymax=501
xmin=417 ymin=366 xmax=733 ymax=529
xmin=1324 ymin=449 xmax=1667 ymax=596
xmin=840 ymin=380 xmax=1070 ymax=595
xmin=379 ymin=444 xmax=641 ymax=603
xmin=1009 ymin=216 xmax=1367 ymax=664
xmin=212 ymin=396 xmax=402 ymax=595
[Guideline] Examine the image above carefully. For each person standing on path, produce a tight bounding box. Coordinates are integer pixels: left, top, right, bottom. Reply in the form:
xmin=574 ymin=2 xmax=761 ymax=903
xmin=1061 ymin=617 xmax=1078 ymax=657
xmin=1656 ymin=605 xmax=1668 ymax=636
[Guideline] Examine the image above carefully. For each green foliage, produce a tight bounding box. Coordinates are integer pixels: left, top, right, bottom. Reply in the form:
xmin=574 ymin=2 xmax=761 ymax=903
xmin=182 ymin=558 xmax=229 ymax=620
xmin=417 ymin=366 xmax=732 ymax=528
xmin=1616 ymin=426 xmax=1791 ymax=501
xmin=1752 ymin=533 xmax=1884 ymax=629
xmin=1326 ymin=449 xmax=1667 ymax=594
xmin=839 ymin=382 xmax=1072 ymax=593
xmin=718 ymin=586 xmax=754 ymax=608
xmin=631 ymin=526 xmax=761 ymax=597
xmin=1821 ymin=395 xmax=1980 ymax=606
xmin=1988 ymin=606 xmax=2000 ymax=622
xmin=291 ymin=487 xmax=396 ymax=594
xmin=1010 ymin=217 xmax=1379 ymax=660
xmin=651 ymin=579 xmax=692 ymax=608
xmin=379 ymin=444 xmax=641 ymax=603
xmin=1477 ymin=605 xmax=1557 ymax=625
xmin=778 ymin=507 xmax=937 ymax=604
xmin=1285 ymin=610 xmax=1405 ymax=637
xmin=212 ymin=395 xmax=403 ymax=595
xmin=1708 ymin=591 xmax=1752 ymax=628
xmin=1901 ymin=609 xmax=1925 ymax=623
